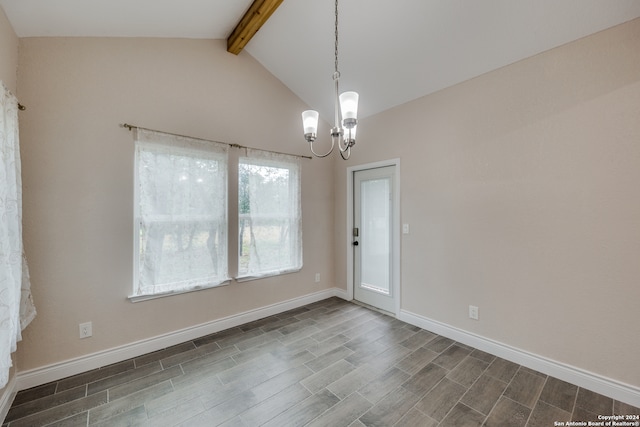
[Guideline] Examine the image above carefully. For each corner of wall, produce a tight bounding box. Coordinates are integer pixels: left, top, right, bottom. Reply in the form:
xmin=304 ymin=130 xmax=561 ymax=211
xmin=0 ymin=5 xmax=19 ymax=93
xmin=0 ymin=366 xmax=18 ymax=423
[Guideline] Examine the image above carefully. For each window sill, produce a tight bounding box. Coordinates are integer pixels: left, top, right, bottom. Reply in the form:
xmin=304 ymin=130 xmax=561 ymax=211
xmin=129 ymin=267 xmax=302 ymax=302
xmin=234 ymin=267 xmax=302 ymax=283
xmin=128 ymin=279 xmax=232 ymax=303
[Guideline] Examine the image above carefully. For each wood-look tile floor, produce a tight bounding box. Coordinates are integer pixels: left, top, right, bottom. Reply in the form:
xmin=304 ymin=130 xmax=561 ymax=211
xmin=4 ymin=298 xmax=639 ymax=426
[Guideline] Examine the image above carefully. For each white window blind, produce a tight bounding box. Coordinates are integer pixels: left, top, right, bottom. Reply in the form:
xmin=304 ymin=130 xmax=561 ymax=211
xmin=238 ymin=149 xmax=302 ymax=279
xmin=133 ymin=129 xmax=229 ymax=297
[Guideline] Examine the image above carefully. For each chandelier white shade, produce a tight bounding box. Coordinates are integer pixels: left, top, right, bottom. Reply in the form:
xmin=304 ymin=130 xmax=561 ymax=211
xmin=301 ymin=110 xmax=319 ymax=139
xmin=345 ymin=124 xmax=356 ymax=144
xmin=301 ymin=0 xmax=359 ymax=160
xmin=339 ymin=91 xmax=359 ymax=122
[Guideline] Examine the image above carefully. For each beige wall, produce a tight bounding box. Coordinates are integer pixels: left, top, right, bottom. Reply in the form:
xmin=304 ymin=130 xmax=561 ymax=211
xmin=16 ymin=37 xmax=335 ymax=371
xmin=334 ymin=18 xmax=640 ymax=387
xmin=0 ymin=6 xmax=18 ymax=92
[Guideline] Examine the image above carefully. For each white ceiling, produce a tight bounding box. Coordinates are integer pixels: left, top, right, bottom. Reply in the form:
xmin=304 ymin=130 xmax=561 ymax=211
xmin=2 ymin=0 xmax=640 ymax=121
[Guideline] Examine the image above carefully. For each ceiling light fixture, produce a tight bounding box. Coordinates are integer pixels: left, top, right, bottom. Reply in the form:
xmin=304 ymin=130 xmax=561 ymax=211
xmin=301 ymin=0 xmax=359 ymax=160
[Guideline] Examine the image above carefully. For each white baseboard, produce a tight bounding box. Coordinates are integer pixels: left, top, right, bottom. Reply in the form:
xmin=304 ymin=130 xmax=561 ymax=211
xmin=398 ymin=309 xmax=640 ymax=408
xmin=0 ymin=376 xmax=18 ymax=424
xmin=17 ymin=288 xmax=346 ymax=392
xmin=333 ymin=287 xmax=349 ymax=301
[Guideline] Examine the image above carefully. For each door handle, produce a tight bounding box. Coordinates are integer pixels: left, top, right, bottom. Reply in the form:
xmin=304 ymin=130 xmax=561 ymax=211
xmin=353 ymin=241 xmax=359 ymax=246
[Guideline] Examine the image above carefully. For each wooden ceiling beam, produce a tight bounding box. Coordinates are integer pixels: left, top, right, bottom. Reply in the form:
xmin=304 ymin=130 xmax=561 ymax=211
xmin=227 ymin=0 xmax=284 ymax=55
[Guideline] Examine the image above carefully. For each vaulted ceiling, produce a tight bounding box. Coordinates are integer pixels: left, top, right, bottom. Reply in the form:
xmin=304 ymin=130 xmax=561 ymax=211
xmin=2 ymin=0 xmax=640 ymax=121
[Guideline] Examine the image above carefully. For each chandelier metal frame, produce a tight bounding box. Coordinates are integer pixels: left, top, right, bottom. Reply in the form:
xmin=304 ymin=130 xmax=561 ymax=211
xmin=302 ymin=0 xmax=359 ymax=160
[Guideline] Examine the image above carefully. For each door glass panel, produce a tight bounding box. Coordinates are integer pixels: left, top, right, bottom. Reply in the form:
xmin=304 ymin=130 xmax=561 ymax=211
xmin=360 ymin=177 xmax=390 ymax=294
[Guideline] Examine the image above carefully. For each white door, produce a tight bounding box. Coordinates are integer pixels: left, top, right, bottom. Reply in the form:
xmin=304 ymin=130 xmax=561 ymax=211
xmin=353 ymin=165 xmax=396 ymax=313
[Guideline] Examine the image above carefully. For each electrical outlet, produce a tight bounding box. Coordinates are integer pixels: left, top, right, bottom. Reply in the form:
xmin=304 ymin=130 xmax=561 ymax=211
xmin=315 ymin=273 xmax=320 ymax=283
xmin=469 ymin=305 xmax=479 ymax=320
xmin=402 ymin=224 xmax=410 ymax=234
xmin=79 ymin=322 xmax=92 ymax=339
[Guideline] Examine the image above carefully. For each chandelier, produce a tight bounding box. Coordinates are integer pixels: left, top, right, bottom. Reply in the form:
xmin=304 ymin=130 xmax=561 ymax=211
xmin=301 ymin=0 xmax=359 ymax=160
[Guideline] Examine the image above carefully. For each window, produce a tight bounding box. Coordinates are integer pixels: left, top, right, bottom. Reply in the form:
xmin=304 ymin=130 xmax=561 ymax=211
xmin=133 ymin=129 xmax=229 ymax=297
xmin=132 ymin=129 xmax=304 ymax=299
xmin=238 ymin=150 xmax=302 ymax=278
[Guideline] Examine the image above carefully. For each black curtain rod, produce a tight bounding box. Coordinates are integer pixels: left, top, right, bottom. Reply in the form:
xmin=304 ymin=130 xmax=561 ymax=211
xmin=120 ymin=123 xmax=312 ymax=160
xmin=18 ymin=103 xmax=26 ymax=111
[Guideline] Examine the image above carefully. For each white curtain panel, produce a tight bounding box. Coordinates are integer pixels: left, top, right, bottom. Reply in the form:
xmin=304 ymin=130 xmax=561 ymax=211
xmin=134 ymin=129 xmax=229 ymax=296
xmin=0 ymin=82 xmax=36 ymax=388
xmin=238 ymin=149 xmax=302 ymax=278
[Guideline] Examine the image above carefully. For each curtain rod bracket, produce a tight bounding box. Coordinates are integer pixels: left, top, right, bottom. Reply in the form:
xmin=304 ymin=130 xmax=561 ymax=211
xmin=18 ymin=103 xmax=26 ymax=111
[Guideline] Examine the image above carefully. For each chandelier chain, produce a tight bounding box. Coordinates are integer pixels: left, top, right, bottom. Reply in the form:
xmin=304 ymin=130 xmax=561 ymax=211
xmin=334 ymin=0 xmax=339 ymax=74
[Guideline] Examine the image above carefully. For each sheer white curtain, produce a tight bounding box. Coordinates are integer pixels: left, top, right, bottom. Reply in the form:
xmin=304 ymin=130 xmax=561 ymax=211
xmin=134 ymin=129 xmax=229 ymax=297
xmin=0 ymin=82 xmax=36 ymax=388
xmin=238 ymin=149 xmax=302 ymax=278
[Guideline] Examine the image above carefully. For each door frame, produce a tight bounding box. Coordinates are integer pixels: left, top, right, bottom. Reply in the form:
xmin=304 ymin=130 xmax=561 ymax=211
xmin=346 ymin=158 xmax=401 ymax=316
